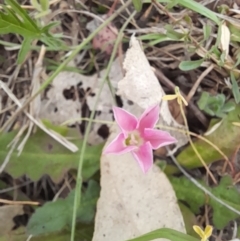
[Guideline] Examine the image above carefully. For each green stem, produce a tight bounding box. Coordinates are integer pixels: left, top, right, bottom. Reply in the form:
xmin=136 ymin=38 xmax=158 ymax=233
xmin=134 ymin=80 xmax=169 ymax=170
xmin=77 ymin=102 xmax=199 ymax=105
xmin=70 ymin=5 xmax=135 ymax=241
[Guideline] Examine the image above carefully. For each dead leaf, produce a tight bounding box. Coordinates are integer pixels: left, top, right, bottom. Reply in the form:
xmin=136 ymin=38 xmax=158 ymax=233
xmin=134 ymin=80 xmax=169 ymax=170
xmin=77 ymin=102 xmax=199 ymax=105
xmin=0 ymin=205 xmax=24 ymax=235
xmin=117 ymin=36 xmax=188 ymax=153
xmin=92 ymin=126 xmax=186 ymax=241
xmin=219 ymin=22 xmax=230 ymax=60
xmin=168 ymin=99 xmax=186 ymax=125
xmin=40 ymin=37 xmax=188 ymax=151
xmin=155 ymin=99 xmax=186 ymax=156
xmin=117 ymin=35 xmax=162 ymax=109
xmin=86 ymin=14 xmax=118 ymax=55
xmin=39 ymin=58 xmax=122 ymax=145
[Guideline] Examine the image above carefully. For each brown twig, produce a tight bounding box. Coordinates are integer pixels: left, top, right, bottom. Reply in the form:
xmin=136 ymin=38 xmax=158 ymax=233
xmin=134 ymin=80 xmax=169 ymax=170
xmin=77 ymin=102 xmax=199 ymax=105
xmin=155 ymin=69 xmax=208 ymax=127
xmin=0 ymin=198 xmax=39 ymax=206
xmin=186 ymin=64 xmax=214 ymax=102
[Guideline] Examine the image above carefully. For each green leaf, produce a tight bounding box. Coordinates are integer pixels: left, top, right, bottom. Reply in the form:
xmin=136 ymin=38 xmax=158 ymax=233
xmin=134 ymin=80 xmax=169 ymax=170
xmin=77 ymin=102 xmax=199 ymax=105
xmin=27 ymin=180 xmax=100 ymax=235
xmin=179 ymin=59 xmax=204 ymax=71
xmin=35 ymin=9 xmax=52 ymax=19
xmin=237 ymin=225 xmax=240 ymax=238
xmin=42 ymin=119 xmax=69 ymax=136
xmin=165 ymin=104 xmax=240 ymax=172
xmin=197 ymin=91 xmax=210 ymax=110
xmin=0 ymin=223 xmax=93 ymax=241
xmin=0 ymin=129 xmax=103 ymax=182
xmin=229 ymin=23 xmax=240 ymax=43
xmin=0 ymin=1 xmax=64 ymax=49
xmin=197 ymin=92 xmax=234 ymax=117
xmin=230 ymin=71 xmax=240 ymax=104
xmin=76 ymin=181 xmax=100 ymax=222
xmin=165 ymin=25 xmax=185 ymax=40
xmin=166 ymin=0 xmax=178 ymax=9
xmin=169 ymin=176 xmax=240 ymax=229
xmin=203 ymin=24 xmax=212 ymax=40
xmin=0 ymin=8 xmax=39 ymax=37
xmin=234 ymin=52 xmax=240 ymax=68
xmin=221 ymin=101 xmax=236 ymax=113
xmin=178 ymin=202 xmax=198 ymax=237
xmin=139 ymin=33 xmax=181 ymax=46
xmin=132 ymin=0 xmax=143 ymax=12
xmin=174 ymin=0 xmax=220 ymax=25
xmin=5 ymin=0 xmax=40 ymax=32
xmin=144 ymin=0 xmax=220 ymax=25
xmin=30 ymin=0 xmax=42 ymax=11
xmin=127 ymin=228 xmax=199 ymax=241
xmin=40 ymin=21 xmax=60 ymax=33
xmin=0 ymin=0 xmax=41 ymax=38
xmin=210 ymin=45 xmax=221 ymax=57
xmin=40 ymin=0 xmax=49 ymax=11
xmin=17 ymin=37 xmax=33 ymax=64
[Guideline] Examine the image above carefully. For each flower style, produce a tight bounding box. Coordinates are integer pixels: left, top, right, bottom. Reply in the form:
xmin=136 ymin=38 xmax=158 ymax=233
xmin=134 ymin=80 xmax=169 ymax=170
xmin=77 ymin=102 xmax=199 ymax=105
xmin=193 ymin=225 xmax=213 ymax=241
xmin=103 ymin=105 xmax=177 ymax=173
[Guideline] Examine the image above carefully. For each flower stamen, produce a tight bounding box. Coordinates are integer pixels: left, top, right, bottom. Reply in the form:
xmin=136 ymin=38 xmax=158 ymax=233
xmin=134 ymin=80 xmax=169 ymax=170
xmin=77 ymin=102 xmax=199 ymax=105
xmin=125 ymin=131 xmax=142 ymax=147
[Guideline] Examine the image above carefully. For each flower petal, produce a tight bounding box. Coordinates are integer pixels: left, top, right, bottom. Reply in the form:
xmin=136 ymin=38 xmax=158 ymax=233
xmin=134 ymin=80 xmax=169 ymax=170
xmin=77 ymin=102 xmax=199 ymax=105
xmin=132 ymin=142 xmax=153 ymax=173
xmin=193 ymin=226 xmax=205 ymax=239
xmin=143 ymin=128 xmax=177 ymax=149
xmin=138 ymin=105 xmax=160 ymax=132
xmin=204 ymin=225 xmax=213 ymax=239
xmin=103 ymin=133 xmax=137 ymax=155
xmin=113 ymin=107 xmax=138 ymax=136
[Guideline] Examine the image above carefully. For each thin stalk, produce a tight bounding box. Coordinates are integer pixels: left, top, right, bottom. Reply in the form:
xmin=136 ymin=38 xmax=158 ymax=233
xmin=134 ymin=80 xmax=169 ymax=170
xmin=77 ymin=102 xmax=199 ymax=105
xmin=70 ymin=9 xmax=136 ymax=241
xmin=178 ymin=100 xmax=217 ymax=184
xmin=167 ymin=146 xmax=240 ymax=216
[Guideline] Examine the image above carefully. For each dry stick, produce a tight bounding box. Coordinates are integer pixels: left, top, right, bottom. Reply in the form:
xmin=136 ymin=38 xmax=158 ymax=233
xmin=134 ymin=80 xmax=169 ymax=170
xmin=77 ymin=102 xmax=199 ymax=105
xmin=0 ymin=198 xmax=39 ymax=206
xmin=185 ymin=62 xmax=234 ymax=174
xmin=0 ymin=139 xmax=18 ymax=174
xmin=178 ymin=94 xmax=217 ymax=184
xmin=0 ymin=123 xmax=29 ymax=174
xmin=0 ymin=81 xmax=78 ymax=152
xmin=152 ymin=2 xmax=209 ymax=127
xmin=0 ymin=1 xmax=131 ymax=133
xmin=190 ymin=35 xmax=240 ymax=74
xmin=155 ymin=59 xmax=233 ymax=173
xmin=155 ymin=69 xmax=208 ymax=127
xmin=53 ymin=176 xmax=73 ymax=201
xmin=167 ymin=146 xmax=240 ymax=216
xmin=17 ymin=46 xmax=46 ymax=154
xmin=157 ymin=124 xmax=230 ymax=167
xmin=0 ymin=180 xmax=33 ymax=194
xmin=231 ymin=143 xmax=240 ymax=180
xmin=163 ymin=88 xmax=217 ymax=183
xmin=26 ymin=235 xmax=33 ymax=241
xmin=186 ymin=64 xmax=214 ymax=102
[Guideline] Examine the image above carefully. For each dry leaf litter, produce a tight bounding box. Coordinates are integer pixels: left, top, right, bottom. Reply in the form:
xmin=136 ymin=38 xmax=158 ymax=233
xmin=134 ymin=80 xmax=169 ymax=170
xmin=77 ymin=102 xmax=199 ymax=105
xmin=39 ymin=36 xmax=188 ymax=151
xmin=93 ymin=36 xmax=186 ymax=241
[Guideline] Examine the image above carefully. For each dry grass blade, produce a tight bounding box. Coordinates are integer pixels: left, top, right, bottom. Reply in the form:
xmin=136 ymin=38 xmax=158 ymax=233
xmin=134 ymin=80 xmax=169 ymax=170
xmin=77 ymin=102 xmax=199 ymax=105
xmin=186 ymin=64 xmax=214 ymax=102
xmin=0 ymin=0 xmax=61 ymax=9
xmin=17 ymin=45 xmax=45 ymax=154
xmin=0 ymin=123 xmax=28 ymax=174
xmin=0 ymin=198 xmax=39 ymax=206
xmin=0 ymin=138 xmax=17 ymax=174
xmin=0 ymin=81 xmax=78 ymax=152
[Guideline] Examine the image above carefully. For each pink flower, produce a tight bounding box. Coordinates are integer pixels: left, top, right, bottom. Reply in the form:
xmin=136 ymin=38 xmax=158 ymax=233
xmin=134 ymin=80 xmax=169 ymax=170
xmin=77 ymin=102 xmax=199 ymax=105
xmin=103 ymin=105 xmax=177 ymax=173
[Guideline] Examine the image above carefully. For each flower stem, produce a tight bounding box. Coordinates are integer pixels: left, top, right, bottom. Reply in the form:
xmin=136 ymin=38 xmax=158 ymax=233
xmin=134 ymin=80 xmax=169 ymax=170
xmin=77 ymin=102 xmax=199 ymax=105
xmin=70 ymin=7 xmax=136 ymax=241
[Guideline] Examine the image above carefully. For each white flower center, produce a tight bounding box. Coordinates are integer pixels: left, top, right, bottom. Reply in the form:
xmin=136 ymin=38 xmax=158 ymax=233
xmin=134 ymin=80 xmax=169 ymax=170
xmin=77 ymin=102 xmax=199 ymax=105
xmin=124 ymin=131 xmax=143 ymax=147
